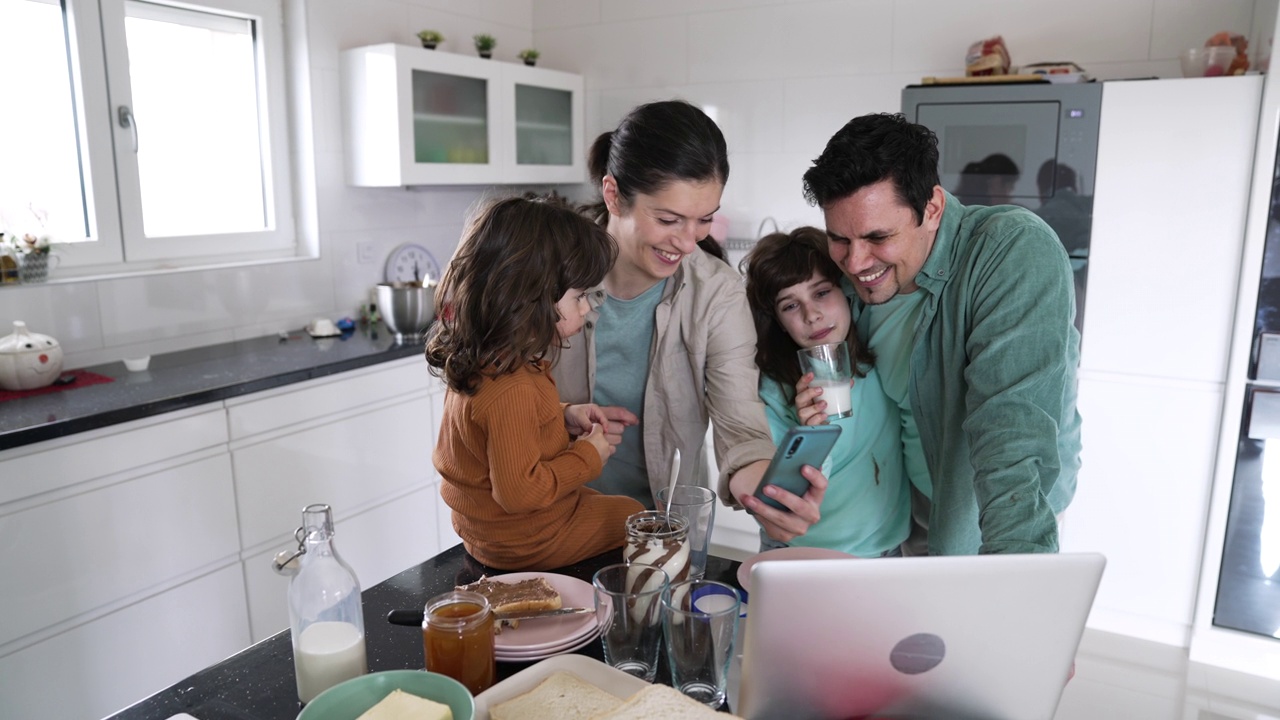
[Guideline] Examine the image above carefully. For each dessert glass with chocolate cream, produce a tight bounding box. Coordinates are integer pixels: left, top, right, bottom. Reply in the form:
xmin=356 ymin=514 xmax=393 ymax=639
xmin=624 ymin=511 xmax=691 ymax=605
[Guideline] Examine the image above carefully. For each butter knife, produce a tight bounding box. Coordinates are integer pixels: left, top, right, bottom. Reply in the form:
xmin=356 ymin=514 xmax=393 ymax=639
xmin=386 ymin=606 xmax=593 ymax=626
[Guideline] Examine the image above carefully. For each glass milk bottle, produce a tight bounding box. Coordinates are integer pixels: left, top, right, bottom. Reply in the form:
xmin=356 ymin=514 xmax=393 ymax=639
xmin=283 ymin=504 xmax=367 ymax=704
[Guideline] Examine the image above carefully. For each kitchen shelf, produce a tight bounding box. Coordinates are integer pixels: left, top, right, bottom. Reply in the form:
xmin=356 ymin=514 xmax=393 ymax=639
xmin=341 ymin=43 xmax=585 ymax=186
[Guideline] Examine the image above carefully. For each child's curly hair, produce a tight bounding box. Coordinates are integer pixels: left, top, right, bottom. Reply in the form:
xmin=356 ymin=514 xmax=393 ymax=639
xmin=425 ymin=194 xmax=617 ymax=394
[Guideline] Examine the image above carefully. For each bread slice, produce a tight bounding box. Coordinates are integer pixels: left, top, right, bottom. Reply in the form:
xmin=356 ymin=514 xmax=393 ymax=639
xmin=456 ymin=575 xmax=562 ymax=614
xmin=355 ymin=689 xmax=452 ymax=720
xmin=589 ymin=684 xmax=744 ymax=719
xmin=489 ymin=671 xmax=623 ymax=720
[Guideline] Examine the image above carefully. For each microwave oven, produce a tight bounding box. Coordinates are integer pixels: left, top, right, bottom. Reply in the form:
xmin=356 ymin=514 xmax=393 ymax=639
xmin=901 ymin=82 xmax=1103 ymax=332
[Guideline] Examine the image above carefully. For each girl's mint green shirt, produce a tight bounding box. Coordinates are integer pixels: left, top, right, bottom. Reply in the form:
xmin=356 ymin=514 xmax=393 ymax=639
xmin=759 ymin=368 xmax=910 ymax=557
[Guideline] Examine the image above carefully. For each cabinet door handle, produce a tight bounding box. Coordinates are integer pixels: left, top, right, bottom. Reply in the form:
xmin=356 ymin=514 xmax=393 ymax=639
xmin=117 ymin=105 xmax=139 ymax=153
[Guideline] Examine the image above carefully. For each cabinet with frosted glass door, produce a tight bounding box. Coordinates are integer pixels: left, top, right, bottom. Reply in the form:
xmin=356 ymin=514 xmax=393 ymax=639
xmin=340 ymin=44 xmax=583 ymax=186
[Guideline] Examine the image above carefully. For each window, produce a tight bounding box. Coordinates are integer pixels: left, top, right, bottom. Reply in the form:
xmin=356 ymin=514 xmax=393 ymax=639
xmin=0 ymin=0 xmax=294 ymax=274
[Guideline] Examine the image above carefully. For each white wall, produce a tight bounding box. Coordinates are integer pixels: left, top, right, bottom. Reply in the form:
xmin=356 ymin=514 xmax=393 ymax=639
xmin=0 ymin=0 xmax=539 ymax=370
xmin=531 ymin=0 xmax=1275 ymax=240
xmin=2 ymin=0 xmax=1275 ymax=369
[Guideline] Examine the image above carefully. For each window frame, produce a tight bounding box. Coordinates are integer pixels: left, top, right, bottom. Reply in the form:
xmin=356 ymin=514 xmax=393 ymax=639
xmin=52 ymin=0 xmax=297 ymax=276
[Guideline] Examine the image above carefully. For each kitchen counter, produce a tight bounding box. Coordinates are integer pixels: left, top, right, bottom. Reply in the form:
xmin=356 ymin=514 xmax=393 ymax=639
xmin=0 ymin=325 xmax=424 ymax=451
xmin=103 ymin=544 xmax=742 ymax=720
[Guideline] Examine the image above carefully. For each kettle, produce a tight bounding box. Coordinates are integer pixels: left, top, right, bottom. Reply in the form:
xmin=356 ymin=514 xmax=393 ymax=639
xmin=0 ymin=321 xmax=64 ymax=390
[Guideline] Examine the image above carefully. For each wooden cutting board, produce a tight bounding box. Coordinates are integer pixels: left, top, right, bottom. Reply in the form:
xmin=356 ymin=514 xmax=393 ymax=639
xmin=920 ymin=74 xmax=1049 ymax=85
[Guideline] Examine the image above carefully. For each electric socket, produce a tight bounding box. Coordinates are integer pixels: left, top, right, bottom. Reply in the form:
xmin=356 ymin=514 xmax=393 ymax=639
xmin=356 ymin=240 xmax=375 ymax=264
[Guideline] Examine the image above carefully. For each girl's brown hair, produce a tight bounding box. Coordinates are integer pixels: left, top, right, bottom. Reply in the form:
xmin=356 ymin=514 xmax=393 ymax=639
xmin=741 ymin=226 xmax=873 ymax=397
xmin=425 ymin=194 xmax=617 ymax=394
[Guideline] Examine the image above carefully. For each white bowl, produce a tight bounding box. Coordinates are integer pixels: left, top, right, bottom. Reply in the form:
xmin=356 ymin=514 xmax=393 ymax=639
xmin=123 ymin=356 xmax=151 ymax=372
xmin=1180 ymin=46 xmax=1238 ymax=77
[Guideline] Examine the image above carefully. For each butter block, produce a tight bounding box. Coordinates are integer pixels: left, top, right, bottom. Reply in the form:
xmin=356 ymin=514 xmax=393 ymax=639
xmin=356 ymin=689 xmax=452 ymax=720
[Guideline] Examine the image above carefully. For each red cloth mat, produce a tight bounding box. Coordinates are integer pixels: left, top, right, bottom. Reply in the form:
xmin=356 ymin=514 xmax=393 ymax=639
xmin=0 ymin=369 xmax=115 ymax=402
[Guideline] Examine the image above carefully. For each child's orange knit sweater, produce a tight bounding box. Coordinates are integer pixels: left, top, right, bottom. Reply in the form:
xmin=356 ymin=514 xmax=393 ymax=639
xmin=433 ymin=360 xmax=643 ymax=570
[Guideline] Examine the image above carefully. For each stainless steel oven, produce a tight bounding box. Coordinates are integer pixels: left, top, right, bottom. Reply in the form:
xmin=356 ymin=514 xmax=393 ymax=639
xmin=902 ymin=82 xmax=1103 ymax=333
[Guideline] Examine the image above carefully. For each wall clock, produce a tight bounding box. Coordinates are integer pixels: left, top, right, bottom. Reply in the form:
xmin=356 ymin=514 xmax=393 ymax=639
xmin=384 ymin=243 xmax=441 ymax=284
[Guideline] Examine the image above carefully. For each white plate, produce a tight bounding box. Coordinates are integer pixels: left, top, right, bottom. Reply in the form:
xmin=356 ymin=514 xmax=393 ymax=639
xmin=474 ymin=654 xmax=649 ymax=720
xmin=495 ymin=625 xmax=601 ymax=663
xmin=489 ymin=573 xmax=598 ymax=653
xmin=736 ymin=546 xmax=857 ymax=594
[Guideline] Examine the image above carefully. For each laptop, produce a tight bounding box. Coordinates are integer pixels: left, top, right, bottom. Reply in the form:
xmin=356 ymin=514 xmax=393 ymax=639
xmin=736 ymin=552 xmax=1106 ymax=720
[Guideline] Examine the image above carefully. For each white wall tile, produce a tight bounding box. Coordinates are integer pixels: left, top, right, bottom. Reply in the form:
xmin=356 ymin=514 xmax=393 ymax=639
xmin=403 ymin=8 xmax=533 ymax=63
xmin=1150 ymin=0 xmax=1258 ymax=59
xmin=668 ymin=81 xmax=788 ymax=155
xmin=601 ymin=0 xmax=786 ymax=22
xmin=94 ymin=260 xmax=337 ymax=346
xmin=532 ymin=0 xmax=601 ymax=30
xmin=720 ymin=153 xmax=825 ymax=239
xmin=893 ymin=0 xmax=1154 ymax=73
xmin=535 ymin=18 xmax=689 ymax=88
xmin=307 ymin=0 xmax=413 ymax=71
xmin=689 ymin=2 xmax=894 ymax=84
xmin=783 ymin=74 xmax=919 ymax=156
xmin=0 ymin=281 xmax=103 ymax=356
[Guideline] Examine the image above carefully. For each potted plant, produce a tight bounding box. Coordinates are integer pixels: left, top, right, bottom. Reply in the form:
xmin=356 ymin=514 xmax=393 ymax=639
xmin=518 ymin=48 xmax=540 ymax=66
xmin=416 ymin=30 xmax=443 ymax=50
xmin=473 ymin=33 xmax=496 ymax=59
xmin=3 ymin=232 xmax=56 ymax=283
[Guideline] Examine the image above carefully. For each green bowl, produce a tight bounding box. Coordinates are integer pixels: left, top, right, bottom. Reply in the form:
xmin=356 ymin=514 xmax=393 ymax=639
xmin=297 ymin=669 xmax=475 ymax=720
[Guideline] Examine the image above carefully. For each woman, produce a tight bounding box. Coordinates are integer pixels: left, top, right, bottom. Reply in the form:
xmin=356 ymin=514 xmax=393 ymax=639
xmin=742 ymin=227 xmax=910 ymax=556
xmin=552 ymin=100 xmax=824 ymax=542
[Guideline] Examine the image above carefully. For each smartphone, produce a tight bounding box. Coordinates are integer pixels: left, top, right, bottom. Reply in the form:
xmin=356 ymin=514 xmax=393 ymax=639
xmin=751 ymin=425 xmax=842 ymax=512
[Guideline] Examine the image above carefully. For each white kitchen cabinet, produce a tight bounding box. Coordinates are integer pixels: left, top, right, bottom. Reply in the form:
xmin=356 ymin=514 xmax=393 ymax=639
xmin=0 ymin=357 xmax=446 ymax=718
xmin=228 ymin=358 xmax=443 ymax=639
xmin=0 ymin=408 xmax=244 ymax=720
xmin=341 ymin=43 xmax=585 ymax=186
xmin=1061 ymin=75 xmax=1263 ymax=647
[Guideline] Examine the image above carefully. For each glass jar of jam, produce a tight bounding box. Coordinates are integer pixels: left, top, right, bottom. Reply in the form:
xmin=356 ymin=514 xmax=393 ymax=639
xmin=422 ymin=590 xmax=495 ymax=694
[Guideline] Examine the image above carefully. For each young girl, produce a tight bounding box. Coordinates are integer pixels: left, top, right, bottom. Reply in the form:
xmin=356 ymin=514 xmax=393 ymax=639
xmin=742 ymin=227 xmax=910 ymax=557
xmin=426 ymin=194 xmax=645 ymax=570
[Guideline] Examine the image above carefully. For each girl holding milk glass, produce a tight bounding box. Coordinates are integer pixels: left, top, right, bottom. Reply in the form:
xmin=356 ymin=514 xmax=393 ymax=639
xmin=553 ymin=100 xmax=827 ymax=544
xmin=742 ymin=227 xmax=911 ymax=556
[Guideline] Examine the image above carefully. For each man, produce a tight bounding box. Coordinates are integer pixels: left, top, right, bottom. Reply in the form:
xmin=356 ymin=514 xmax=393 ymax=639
xmin=801 ymin=113 xmax=1081 ymax=555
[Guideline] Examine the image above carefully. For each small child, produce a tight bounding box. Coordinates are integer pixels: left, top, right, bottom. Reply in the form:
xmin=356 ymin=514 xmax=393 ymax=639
xmin=426 ymin=194 xmax=645 ymax=570
xmin=742 ymin=227 xmax=910 ymax=557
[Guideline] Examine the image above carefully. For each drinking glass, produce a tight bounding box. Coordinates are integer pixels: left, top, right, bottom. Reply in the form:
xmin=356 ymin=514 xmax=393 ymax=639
xmin=662 ymin=579 xmax=741 ymax=708
xmin=592 ymin=563 xmax=669 ymax=681
xmin=797 ymin=341 xmax=853 ymax=420
xmin=655 ymin=485 xmax=716 ymax=579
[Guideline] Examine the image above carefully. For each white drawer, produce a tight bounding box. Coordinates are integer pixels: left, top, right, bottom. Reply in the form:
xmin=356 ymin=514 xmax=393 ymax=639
xmin=233 ymin=396 xmax=435 ymax=551
xmin=0 ymin=563 xmax=248 ymax=720
xmin=0 ymin=408 xmax=228 ymax=505
xmin=0 ymin=453 xmax=239 ymax=648
xmin=225 ymin=357 xmax=436 ymax=440
xmin=242 ymin=486 xmax=439 ymax=642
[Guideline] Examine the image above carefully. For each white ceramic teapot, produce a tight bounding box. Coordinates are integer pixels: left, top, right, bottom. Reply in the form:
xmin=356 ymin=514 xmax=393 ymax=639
xmin=0 ymin=321 xmax=64 ymax=391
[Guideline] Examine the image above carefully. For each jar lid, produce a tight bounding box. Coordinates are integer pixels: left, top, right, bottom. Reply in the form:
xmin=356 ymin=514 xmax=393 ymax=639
xmin=0 ymin=321 xmax=59 ymax=355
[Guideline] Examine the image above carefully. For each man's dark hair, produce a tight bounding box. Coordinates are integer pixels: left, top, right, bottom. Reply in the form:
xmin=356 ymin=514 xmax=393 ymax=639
xmin=802 ymin=113 xmax=940 ymax=225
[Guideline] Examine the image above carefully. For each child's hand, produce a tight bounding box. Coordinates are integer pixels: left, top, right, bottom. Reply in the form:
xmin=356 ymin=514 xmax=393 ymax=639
xmin=565 ymin=403 xmax=638 ymax=446
xmin=793 ymin=371 xmax=829 ymax=426
xmin=583 ymin=423 xmax=614 ymax=463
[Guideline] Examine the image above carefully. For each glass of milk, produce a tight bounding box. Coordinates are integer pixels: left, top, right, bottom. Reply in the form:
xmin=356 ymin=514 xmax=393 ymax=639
xmin=797 ymin=341 xmax=853 ymax=420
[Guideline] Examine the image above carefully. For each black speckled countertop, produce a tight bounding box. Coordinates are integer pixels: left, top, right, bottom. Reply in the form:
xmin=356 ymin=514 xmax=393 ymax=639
xmin=103 ymin=544 xmax=742 ymax=720
xmin=0 ymin=325 xmax=425 ymax=451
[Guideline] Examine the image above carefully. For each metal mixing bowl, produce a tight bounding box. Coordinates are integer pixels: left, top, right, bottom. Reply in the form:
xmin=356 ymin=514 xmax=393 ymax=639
xmin=376 ymin=282 xmax=435 ymax=342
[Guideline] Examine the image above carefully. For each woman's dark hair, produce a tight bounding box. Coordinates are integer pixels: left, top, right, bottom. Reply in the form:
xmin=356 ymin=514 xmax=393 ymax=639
xmin=696 ymin=237 xmax=730 ymax=265
xmin=802 ymin=112 xmax=939 ymax=225
xmin=742 ymin=227 xmax=873 ymax=396
xmin=582 ymin=100 xmax=729 ymax=224
xmin=425 ymin=193 xmax=617 ymax=394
